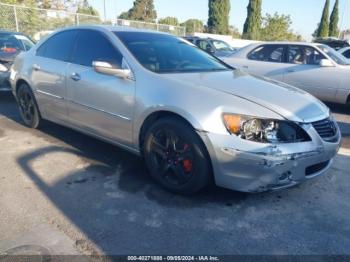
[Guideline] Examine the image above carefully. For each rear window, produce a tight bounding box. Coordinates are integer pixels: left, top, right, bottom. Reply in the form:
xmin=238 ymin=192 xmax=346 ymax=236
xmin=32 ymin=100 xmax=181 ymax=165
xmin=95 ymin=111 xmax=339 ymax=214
xmin=248 ymin=45 xmax=285 ymax=63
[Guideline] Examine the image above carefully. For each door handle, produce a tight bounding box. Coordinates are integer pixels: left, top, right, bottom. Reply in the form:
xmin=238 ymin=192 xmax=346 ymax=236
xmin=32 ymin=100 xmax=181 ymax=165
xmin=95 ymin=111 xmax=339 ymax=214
xmin=243 ymin=65 xmax=249 ymax=69
xmin=32 ymin=64 xmax=40 ymax=71
xmin=70 ymin=72 xmax=81 ymax=81
xmin=286 ymin=69 xmax=296 ymax=73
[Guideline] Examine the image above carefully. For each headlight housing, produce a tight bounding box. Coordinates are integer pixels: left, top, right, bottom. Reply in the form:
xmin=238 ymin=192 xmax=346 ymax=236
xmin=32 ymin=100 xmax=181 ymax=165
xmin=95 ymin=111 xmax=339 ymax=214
xmin=223 ymin=114 xmax=311 ymax=144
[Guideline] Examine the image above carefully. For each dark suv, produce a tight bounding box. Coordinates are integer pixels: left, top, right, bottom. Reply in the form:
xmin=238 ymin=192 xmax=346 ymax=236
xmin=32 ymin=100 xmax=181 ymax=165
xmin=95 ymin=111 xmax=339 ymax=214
xmin=313 ymin=37 xmax=350 ymax=51
xmin=0 ymin=31 xmax=35 ymax=91
xmin=183 ymin=36 xmax=237 ymax=58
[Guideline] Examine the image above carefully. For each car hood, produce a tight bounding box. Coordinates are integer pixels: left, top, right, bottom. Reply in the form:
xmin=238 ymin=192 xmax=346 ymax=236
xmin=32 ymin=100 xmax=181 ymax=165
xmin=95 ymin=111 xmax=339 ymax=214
xmin=164 ymin=70 xmax=329 ymax=123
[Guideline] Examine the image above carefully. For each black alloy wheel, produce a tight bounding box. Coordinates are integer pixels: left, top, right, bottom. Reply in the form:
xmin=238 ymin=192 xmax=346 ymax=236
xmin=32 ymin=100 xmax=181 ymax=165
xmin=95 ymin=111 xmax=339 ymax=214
xmin=144 ymin=117 xmax=211 ymax=194
xmin=17 ymin=83 xmax=41 ymax=128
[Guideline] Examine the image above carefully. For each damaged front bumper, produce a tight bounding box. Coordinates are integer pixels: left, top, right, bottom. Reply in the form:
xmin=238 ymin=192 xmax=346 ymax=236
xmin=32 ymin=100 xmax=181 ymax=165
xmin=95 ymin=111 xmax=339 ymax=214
xmin=203 ymin=124 xmax=341 ymax=193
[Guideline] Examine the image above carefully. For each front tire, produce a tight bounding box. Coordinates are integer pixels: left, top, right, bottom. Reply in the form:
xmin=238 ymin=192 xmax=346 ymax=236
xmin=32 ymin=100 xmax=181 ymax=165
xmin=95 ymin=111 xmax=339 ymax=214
xmin=17 ymin=83 xmax=41 ymax=128
xmin=143 ymin=117 xmax=211 ymax=195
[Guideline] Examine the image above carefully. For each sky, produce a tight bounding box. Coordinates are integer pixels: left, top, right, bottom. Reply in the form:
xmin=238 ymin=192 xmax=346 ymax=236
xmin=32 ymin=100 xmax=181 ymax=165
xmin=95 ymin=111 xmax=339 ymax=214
xmin=89 ymin=0 xmax=350 ymax=41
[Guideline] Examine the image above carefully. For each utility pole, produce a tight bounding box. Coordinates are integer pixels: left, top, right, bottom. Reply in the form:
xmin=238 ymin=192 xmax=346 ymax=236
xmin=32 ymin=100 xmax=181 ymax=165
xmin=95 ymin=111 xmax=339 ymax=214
xmin=103 ymin=0 xmax=106 ymax=21
xmin=339 ymin=0 xmax=348 ymax=38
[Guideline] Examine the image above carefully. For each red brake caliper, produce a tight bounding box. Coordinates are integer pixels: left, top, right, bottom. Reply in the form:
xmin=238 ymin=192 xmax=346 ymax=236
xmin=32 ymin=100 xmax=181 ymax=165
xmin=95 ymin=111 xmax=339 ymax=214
xmin=182 ymin=144 xmax=192 ymax=173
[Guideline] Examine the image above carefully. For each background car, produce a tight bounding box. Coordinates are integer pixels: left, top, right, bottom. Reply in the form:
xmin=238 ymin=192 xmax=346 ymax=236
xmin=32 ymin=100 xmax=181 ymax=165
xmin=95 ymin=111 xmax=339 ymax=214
xmin=183 ymin=36 xmax=237 ymax=58
xmin=11 ymin=26 xmax=340 ymax=194
xmin=338 ymin=46 xmax=350 ymax=59
xmin=224 ymin=42 xmax=350 ymax=105
xmin=313 ymin=37 xmax=350 ymax=51
xmin=0 ymin=30 xmax=35 ymax=91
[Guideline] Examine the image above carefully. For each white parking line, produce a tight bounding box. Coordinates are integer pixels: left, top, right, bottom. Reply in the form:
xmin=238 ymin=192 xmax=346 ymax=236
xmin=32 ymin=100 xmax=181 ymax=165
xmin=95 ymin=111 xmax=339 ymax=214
xmin=339 ymin=148 xmax=350 ymax=156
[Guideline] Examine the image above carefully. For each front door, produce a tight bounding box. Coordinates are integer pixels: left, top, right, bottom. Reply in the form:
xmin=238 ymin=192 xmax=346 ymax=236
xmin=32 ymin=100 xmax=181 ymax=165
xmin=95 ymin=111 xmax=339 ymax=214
xmin=66 ymin=29 xmax=135 ymax=145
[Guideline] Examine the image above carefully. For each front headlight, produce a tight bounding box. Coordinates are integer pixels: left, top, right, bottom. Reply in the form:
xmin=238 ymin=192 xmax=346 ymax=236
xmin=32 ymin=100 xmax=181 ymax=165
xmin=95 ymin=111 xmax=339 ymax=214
xmin=223 ymin=114 xmax=311 ymax=143
xmin=0 ymin=63 xmax=8 ymax=72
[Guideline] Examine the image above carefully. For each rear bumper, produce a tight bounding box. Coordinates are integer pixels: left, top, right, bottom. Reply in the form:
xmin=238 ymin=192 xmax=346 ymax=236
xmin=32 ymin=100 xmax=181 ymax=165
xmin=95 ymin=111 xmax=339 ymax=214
xmin=202 ymin=124 xmax=341 ymax=193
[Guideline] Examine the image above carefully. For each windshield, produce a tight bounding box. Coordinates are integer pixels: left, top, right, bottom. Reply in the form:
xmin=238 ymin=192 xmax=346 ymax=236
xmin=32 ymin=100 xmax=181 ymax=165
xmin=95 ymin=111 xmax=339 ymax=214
xmin=115 ymin=32 xmax=232 ymax=74
xmin=318 ymin=44 xmax=350 ymax=65
xmin=212 ymin=40 xmax=234 ymax=52
xmin=0 ymin=33 xmax=34 ymax=53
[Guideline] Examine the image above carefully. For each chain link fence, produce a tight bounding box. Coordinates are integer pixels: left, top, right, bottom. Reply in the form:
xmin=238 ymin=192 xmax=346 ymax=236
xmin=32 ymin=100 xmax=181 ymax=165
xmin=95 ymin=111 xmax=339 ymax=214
xmin=0 ymin=3 xmax=186 ymax=40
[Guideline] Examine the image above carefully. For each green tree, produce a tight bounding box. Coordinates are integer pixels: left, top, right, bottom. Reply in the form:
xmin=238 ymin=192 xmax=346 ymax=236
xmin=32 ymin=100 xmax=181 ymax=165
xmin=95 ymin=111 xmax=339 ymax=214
xmin=329 ymin=0 xmax=339 ymax=37
xmin=126 ymin=0 xmax=157 ymax=23
xmin=207 ymin=0 xmax=230 ymax=34
xmin=260 ymin=12 xmax=302 ymax=41
xmin=181 ymin=19 xmax=204 ymax=34
xmin=242 ymin=0 xmax=262 ymax=40
xmin=77 ymin=0 xmax=99 ymax=16
xmin=317 ymin=0 xmax=330 ymax=38
xmin=158 ymin=17 xmax=179 ymax=26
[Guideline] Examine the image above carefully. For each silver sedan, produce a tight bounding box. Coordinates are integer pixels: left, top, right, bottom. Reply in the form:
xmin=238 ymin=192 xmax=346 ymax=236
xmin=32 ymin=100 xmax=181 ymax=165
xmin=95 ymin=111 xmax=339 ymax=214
xmin=224 ymin=42 xmax=350 ymax=105
xmin=10 ymin=26 xmax=341 ymax=194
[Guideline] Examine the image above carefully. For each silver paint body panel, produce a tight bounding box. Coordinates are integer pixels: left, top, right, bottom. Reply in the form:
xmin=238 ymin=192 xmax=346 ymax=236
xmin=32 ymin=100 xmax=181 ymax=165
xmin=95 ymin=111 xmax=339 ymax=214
xmin=11 ymin=26 xmax=341 ymax=193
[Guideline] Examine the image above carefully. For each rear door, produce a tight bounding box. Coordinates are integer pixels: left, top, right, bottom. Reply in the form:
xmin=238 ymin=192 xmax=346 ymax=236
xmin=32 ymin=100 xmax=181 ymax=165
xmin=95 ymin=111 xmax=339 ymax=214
xmin=66 ymin=29 xmax=135 ymax=145
xmin=241 ymin=44 xmax=289 ymax=81
xmin=31 ymin=30 xmax=78 ymax=121
xmin=283 ymin=45 xmax=338 ymax=102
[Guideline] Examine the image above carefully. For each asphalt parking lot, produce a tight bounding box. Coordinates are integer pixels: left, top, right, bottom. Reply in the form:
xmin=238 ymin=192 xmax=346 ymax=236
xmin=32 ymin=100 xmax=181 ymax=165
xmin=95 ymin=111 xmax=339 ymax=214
xmin=0 ymin=92 xmax=349 ymax=256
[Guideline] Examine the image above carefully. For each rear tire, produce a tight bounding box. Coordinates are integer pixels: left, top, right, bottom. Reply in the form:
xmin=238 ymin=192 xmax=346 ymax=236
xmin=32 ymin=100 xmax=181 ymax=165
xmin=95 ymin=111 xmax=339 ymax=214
xmin=143 ymin=117 xmax=211 ymax=195
xmin=17 ymin=83 xmax=41 ymax=128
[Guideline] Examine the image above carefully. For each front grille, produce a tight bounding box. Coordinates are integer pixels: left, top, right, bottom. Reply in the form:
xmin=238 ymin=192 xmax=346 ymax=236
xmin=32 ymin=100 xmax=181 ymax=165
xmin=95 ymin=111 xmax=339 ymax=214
xmin=306 ymin=161 xmax=330 ymax=176
xmin=312 ymin=118 xmax=337 ymax=140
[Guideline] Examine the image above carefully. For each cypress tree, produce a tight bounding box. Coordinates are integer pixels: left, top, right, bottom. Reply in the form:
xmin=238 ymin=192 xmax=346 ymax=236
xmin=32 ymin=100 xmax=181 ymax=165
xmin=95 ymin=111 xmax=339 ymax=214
xmin=329 ymin=0 xmax=339 ymax=37
xmin=207 ymin=0 xmax=231 ymax=34
xmin=317 ymin=0 xmax=330 ymax=38
xmin=242 ymin=0 xmax=262 ymax=40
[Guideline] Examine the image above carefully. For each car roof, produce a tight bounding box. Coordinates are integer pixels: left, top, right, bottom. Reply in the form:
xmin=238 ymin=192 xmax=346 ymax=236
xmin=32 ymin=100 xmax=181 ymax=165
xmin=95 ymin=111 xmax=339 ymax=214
xmin=231 ymin=41 xmax=325 ymax=58
xmin=58 ymin=25 xmax=169 ymax=35
xmin=0 ymin=30 xmax=27 ymax=35
xmin=247 ymin=41 xmax=322 ymax=46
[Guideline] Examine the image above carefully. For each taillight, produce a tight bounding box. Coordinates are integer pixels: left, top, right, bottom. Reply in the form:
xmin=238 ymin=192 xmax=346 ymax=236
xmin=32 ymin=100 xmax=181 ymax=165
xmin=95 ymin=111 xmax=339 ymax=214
xmin=2 ymin=47 xmax=17 ymax=53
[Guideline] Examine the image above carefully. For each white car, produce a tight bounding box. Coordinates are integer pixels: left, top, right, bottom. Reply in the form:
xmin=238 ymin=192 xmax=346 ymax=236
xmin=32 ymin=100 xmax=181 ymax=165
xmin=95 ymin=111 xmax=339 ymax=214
xmin=224 ymin=42 xmax=350 ymax=105
xmin=338 ymin=46 xmax=350 ymax=59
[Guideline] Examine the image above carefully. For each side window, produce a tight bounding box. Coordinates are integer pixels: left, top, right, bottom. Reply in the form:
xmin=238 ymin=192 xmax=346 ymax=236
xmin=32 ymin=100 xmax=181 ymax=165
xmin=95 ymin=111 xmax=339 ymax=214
xmin=72 ymin=30 xmax=123 ymax=67
xmin=304 ymin=47 xmax=325 ymax=65
xmin=197 ymin=40 xmax=210 ymax=51
xmin=248 ymin=45 xmax=285 ymax=63
xmin=343 ymin=50 xmax=350 ymax=59
xmin=36 ymin=30 xmax=77 ymax=61
xmin=287 ymin=46 xmax=304 ymax=64
xmin=287 ymin=46 xmax=325 ymax=65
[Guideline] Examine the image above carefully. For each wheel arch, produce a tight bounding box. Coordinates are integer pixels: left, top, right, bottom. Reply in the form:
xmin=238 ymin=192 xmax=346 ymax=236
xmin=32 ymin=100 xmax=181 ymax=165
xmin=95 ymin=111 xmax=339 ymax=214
xmin=138 ymin=110 xmax=215 ymax=186
xmin=15 ymin=78 xmax=42 ymax=118
xmin=138 ymin=110 xmax=198 ymax=151
xmin=15 ymin=78 xmax=31 ymax=95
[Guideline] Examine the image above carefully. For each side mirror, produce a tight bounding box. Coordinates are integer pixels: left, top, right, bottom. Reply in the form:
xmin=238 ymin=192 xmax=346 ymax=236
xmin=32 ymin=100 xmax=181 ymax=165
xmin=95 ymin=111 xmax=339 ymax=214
xmin=319 ymin=59 xmax=334 ymax=67
xmin=93 ymin=61 xmax=131 ymax=79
